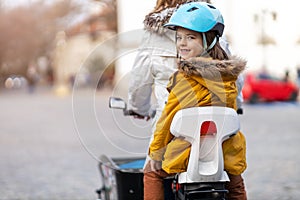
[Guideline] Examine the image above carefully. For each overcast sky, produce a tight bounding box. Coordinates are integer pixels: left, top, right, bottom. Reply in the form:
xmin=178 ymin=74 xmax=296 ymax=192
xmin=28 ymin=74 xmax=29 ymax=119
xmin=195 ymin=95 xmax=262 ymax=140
xmin=1 ymin=0 xmax=92 ymax=9
xmin=1 ymin=0 xmax=43 ymax=8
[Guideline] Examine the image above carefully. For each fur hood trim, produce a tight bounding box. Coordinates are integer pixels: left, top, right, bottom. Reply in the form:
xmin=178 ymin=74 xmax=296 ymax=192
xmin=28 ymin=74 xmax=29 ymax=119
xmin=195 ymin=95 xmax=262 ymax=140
xmin=178 ymin=56 xmax=247 ymax=80
xmin=143 ymin=8 xmax=175 ymax=34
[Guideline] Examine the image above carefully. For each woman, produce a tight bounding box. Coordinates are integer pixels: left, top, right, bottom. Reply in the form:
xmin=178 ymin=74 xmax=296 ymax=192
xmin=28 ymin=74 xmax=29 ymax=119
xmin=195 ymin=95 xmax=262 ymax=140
xmin=144 ymin=2 xmax=247 ymax=200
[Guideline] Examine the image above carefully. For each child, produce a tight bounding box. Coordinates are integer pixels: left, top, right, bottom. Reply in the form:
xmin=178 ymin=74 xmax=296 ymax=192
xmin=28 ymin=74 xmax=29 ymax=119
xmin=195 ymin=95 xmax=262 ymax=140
xmin=143 ymin=2 xmax=247 ymax=200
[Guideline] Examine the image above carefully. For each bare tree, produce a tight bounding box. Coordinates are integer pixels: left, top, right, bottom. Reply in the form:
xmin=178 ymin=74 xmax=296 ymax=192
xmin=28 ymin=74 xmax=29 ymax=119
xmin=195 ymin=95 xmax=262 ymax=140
xmin=0 ymin=0 xmax=80 ymax=85
xmin=93 ymin=0 xmax=117 ymax=33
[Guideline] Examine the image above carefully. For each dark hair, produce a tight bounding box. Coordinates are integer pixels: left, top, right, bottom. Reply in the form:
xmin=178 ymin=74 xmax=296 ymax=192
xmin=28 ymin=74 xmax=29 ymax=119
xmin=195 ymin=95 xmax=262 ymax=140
xmin=205 ymin=31 xmax=229 ymax=60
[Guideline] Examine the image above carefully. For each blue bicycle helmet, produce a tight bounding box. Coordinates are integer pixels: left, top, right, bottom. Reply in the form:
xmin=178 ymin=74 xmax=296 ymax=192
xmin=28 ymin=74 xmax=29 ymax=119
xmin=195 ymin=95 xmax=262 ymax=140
xmin=164 ymin=2 xmax=224 ymax=36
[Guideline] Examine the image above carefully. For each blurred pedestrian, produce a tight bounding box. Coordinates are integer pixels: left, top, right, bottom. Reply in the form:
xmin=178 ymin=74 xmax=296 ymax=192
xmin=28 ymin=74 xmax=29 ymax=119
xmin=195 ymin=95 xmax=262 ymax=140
xmin=27 ymin=64 xmax=39 ymax=93
xmin=283 ymin=69 xmax=290 ymax=82
xmin=296 ymin=67 xmax=300 ymax=87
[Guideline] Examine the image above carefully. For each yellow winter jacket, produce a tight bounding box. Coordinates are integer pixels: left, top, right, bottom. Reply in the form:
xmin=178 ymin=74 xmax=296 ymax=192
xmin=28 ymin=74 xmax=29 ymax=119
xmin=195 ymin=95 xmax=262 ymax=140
xmin=148 ymin=57 xmax=247 ymax=175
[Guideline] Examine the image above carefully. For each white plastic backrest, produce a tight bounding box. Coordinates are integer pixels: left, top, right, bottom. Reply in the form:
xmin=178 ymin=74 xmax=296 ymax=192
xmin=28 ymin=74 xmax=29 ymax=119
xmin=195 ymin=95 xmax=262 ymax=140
xmin=170 ymin=106 xmax=240 ymax=183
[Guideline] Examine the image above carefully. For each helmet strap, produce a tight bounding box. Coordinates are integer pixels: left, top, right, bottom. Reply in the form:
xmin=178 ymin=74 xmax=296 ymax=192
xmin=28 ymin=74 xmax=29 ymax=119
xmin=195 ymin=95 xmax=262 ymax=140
xmin=202 ymin=33 xmax=208 ymax=50
xmin=207 ymin=36 xmax=218 ymax=51
xmin=201 ymin=33 xmax=218 ymax=57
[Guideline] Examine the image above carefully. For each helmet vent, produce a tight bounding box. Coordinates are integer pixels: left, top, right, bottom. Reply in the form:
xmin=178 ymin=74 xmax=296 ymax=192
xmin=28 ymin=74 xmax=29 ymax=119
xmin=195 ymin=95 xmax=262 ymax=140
xmin=207 ymin=5 xmax=216 ymax=9
xmin=187 ymin=7 xmax=199 ymax=12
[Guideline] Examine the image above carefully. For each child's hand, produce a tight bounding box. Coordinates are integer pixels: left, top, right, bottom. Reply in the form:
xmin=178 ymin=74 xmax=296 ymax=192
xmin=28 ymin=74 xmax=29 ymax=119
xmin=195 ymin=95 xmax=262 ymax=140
xmin=150 ymin=159 xmax=162 ymax=171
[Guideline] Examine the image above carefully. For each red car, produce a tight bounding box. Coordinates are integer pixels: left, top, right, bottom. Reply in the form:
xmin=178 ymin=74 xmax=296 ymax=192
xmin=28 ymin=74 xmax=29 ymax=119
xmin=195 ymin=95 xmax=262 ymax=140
xmin=242 ymin=73 xmax=299 ymax=103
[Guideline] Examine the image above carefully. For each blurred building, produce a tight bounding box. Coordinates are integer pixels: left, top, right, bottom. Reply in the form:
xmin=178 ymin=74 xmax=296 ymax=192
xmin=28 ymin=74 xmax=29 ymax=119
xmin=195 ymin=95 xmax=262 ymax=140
xmin=214 ymin=0 xmax=300 ymax=79
xmin=51 ymin=1 xmax=117 ymax=95
xmin=52 ymin=0 xmax=156 ymax=93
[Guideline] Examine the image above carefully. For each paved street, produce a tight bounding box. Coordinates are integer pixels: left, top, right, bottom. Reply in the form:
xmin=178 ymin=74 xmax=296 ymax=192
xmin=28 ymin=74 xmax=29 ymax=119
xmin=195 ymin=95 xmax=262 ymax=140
xmin=1 ymin=87 xmax=300 ymax=200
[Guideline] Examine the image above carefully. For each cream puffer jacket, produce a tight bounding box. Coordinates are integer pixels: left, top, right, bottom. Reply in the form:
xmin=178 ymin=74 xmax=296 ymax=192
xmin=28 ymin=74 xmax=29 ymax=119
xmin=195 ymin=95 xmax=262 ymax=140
xmin=128 ymin=8 xmax=178 ymax=125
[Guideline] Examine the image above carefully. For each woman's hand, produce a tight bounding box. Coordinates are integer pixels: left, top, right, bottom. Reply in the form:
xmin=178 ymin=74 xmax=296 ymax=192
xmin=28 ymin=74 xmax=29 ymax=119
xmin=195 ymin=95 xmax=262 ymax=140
xmin=128 ymin=110 xmax=150 ymax=121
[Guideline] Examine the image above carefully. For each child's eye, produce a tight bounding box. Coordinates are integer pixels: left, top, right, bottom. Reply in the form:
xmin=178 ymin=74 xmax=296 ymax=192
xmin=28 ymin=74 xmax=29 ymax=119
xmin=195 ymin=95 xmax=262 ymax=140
xmin=176 ymin=36 xmax=182 ymax=40
xmin=187 ymin=36 xmax=195 ymax=40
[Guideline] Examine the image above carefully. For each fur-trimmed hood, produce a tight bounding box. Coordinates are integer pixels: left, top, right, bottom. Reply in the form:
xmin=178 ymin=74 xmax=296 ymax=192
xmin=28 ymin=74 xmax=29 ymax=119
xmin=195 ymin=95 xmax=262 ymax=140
xmin=167 ymin=56 xmax=247 ymax=105
xmin=178 ymin=56 xmax=246 ymax=81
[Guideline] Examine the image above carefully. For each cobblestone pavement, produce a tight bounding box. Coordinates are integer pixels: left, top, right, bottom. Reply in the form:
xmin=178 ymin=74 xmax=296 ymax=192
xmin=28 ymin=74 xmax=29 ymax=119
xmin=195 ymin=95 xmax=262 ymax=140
xmin=1 ymin=88 xmax=300 ymax=200
xmin=239 ymin=101 xmax=300 ymax=200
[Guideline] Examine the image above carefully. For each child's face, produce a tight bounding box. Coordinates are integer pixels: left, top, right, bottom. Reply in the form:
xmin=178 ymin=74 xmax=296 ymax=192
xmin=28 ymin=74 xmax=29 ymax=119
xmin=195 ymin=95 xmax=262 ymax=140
xmin=176 ymin=27 xmax=204 ymax=60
